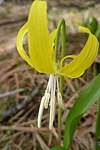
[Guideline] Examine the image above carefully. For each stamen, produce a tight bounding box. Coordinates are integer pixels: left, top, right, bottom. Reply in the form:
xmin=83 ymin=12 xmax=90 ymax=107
xmin=49 ymin=75 xmax=56 ymax=130
xmin=46 ymin=75 xmax=53 ymax=93
xmin=57 ymin=76 xmax=64 ymax=109
xmin=57 ymin=92 xmax=64 ymax=109
xmin=44 ymin=92 xmax=50 ymax=109
xmin=38 ymin=74 xmax=64 ymax=130
xmin=38 ymin=96 xmax=45 ymax=128
xmin=57 ymin=76 xmax=60 ymax=92
xmin=38 ymin=75 xmax=54 ymax=129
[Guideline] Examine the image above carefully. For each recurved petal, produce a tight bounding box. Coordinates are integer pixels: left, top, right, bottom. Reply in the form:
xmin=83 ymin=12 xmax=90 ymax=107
xmin=50 ymin=29 xmax=57 ymax=59
xmin=50 ymin=29 xmax=57 ymax=43
xmin=16 ymin=22 xmax=34 ymax=68
xmin=28 ymin=0 xmax=56 ymax=74
xmin=59 ymin=26 xmax=99 ymax=78
xmin=59 ymin=55 xmax=77 ymax=67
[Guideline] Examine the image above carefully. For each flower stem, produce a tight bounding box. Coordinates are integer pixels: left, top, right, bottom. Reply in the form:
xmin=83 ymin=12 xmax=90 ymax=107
xmin=55 ymin=18 xmax=66 ymax=144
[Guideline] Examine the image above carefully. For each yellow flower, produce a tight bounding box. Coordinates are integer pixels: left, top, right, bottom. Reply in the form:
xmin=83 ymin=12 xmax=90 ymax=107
xmin=16 ymin=0 xmax=99 ymax=129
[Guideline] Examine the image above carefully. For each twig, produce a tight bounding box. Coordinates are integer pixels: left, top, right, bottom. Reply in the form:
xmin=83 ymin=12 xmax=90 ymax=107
xmin=0 ymin=86 xmax=40 ymax=123
xmin=0 ymin=125 xmax=49 ymax=133
xmin=0 ymin=88 xmax=25 ymax=99
xmin=0 ymin=16 xmax=27 ymax=26
xmin=35 ymin=133 xmax=50 ymax=150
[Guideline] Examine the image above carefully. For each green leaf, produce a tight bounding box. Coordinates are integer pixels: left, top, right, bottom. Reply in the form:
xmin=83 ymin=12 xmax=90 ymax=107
xmin=95 ymin=24 xmax=100 ymax=39
xmin=64 ymin=74 xmax=100 ymax=149
xmin=96 ymin=99 xmax=100 ymax=140
xmin=96 ymin=145 xmax=100 ymax=150
xmin=51 ymin=146 xmax=66 ymax=150
xmin=86 ymin=16 xmax=98 ymax=34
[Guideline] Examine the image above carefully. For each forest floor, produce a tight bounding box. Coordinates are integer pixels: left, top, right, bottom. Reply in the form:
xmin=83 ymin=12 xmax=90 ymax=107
xmin=0 ymin=1 xmax=100 ymax=150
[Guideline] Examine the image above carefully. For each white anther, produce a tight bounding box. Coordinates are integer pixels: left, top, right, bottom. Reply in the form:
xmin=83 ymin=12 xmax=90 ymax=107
xmin=57 ymin=92 xmax=64 ymax=109
xmin=44 ymin=92 xmax=50 ymax=109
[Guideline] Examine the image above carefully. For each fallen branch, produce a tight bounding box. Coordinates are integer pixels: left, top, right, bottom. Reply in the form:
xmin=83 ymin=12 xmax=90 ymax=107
xmin=0 ymin=86 xmax=40 ymax=123
xmin=0 ymin=125 xmax=62 ymax=133
xmin=0 ymin=88 xmax=25 ymax=99
xmin=0 ymin=16 xmax=27 ymax=26
xmin=48 ymin=0 xmax=100 ymax=9
xmin=0 ymin=125 xmax=49 ymax=133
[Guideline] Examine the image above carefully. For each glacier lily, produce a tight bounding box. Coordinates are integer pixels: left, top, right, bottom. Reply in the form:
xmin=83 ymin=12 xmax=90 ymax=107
xmin=16 ymin=0 xmax=99 ymax=130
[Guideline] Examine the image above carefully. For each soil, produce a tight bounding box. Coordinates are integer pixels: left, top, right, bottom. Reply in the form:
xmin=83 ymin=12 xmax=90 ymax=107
xmin=0 ymin=0 xmax=100 ymax=150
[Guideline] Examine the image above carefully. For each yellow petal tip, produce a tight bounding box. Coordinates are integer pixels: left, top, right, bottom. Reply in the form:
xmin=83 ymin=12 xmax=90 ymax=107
xmin=79 ymin=26 xmax=91 ymax=34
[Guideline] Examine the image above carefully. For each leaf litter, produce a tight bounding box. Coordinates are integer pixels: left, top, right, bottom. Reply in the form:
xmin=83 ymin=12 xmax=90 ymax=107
xmin=0 ymin=0 xmax=100 ymax=149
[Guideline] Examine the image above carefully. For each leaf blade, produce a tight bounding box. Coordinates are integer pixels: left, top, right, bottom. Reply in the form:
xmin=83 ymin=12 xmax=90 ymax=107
xmin=51 ymin=146 xmax=66 ymax=150
xmin=64 ymin=73 xmax=100 ymax=149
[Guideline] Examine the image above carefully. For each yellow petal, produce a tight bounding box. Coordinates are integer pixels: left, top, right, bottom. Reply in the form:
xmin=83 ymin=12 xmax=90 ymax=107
xmin=28 ymin=0 xmax=56 ymax=74
xmin=50 ymin=29 xmax=57 ymax=59
xmin=59 ymin=26 xmax=99 ymax=78
xmin=60 ymin=55 xmax=77 ymax=67
xmin=16 ymin=22 xmax=34 ymax=68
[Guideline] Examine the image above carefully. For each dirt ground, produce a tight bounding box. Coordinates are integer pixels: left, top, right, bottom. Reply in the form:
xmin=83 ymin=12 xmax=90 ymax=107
xmin=0 ymin=1 xmax=100 ymax=150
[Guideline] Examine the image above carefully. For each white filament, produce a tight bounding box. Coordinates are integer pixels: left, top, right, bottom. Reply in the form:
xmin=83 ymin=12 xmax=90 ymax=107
xmin=49 ymin=75 xmax=56 ymax=130
xmin=38 ymin=96 xmax=45 ymax=128
xmin=38 ymin=74 xmax=64 ymax=130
